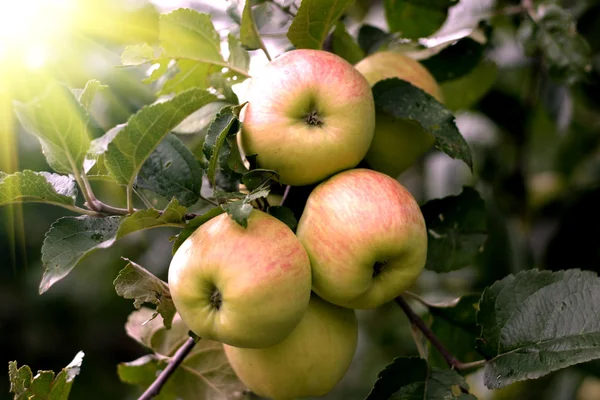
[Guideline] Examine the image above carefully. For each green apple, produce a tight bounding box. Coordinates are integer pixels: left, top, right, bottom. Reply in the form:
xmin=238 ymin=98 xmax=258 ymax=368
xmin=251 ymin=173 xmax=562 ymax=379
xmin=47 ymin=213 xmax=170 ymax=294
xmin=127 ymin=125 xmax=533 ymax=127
xmin=296 ymin=168 xmax=427 ymax=309
xmin=224 ymin=295 xmax=358 ymax=400
xmin=354 ymin=51 xmax=443 ymax=177
xmin=168 ymin=210 xmax=312 ymax=348
xmin=240 ymin=49 xmax=375 ymax=186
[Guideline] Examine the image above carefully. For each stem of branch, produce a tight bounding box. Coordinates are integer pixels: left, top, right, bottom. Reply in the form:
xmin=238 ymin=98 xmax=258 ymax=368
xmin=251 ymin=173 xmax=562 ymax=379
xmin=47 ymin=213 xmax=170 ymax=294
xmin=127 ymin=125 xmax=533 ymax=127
xmin=126 ymin=185 xmax=134 ymax=214
xmin=280 ymin=185 xmax=291 ymax=207
xmin=74 ymin=171 xmax=99 ymax=212
xmin=138 ymin=336 xmax=199 ymax=400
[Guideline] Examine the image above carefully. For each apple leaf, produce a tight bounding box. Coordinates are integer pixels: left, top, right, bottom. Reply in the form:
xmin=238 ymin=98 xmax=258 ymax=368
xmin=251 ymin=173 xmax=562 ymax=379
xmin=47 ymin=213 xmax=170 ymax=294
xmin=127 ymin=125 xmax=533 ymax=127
xmin=135 ymin=134 xmax=203 ymax=207
xmin=242 ymin=169 xmax=279 ymax=191
xmin=171 ymin=206 xmax=225 ymax=254
xmin=120 ymin=308 xmax=248 ymax=400
xmin=104 ymin=88 xmax=217 ymax=186
xmin=357 ymin=24 xmax=391 ymax=55
xmin=174 ymin=101 xmax=229 ymax=135
xmin=332 ymin=21 xmax=365 ymax=64
xmin=203 ymin=104 xmax=244 ymax=187
xmin=0 ymin=170 xmax=77 ymax=208
xmin=441 ymin=60 xmax=497 ymax=111
xmin=287 ymin=0 xmax=354 ymax=50
xmin=477 ymin=269 xmax=600 ymax=389
xmin=372 ymin=78 xmax=473 ymax=170
xmin=75 ymin=79 xmax=108 ymax=111
xmin=519 ymin=4 xmax=591 ymax=85
xmin=267 ymin=206 xmax=298 ymax=232
xmin=159 ymin=60 xmax=218 ymax=96
xmin=228 ymin=34 xmax=250 ymax=72
xmin=384 ymin=0 xmax=456 ymax=40
xmin=420 ymin=187 xmax=487 ymax=273
xmin=222 ymin=201 xmax=254 ymax=228
xmin=240 ymin=0 xmax=264 ymax=51
xmin=9 ymin=351 xmax=84 ymax=400
xmin=13 ymin=83 xmax=93 ymax=175
xmin=114 ymin=259 xmax=176 ymax=329
xmin=40 ymin=216 xmax=122 ymax=294
xmin=116 ymin=198 xmax=187 ymax=238
xmin=365 ymin=357 xmax=475 ymax=400
xmin=121 ymin=43 xmax=157 ymax=66
xmin=428 ymin=294 xmax=484 ymax=369
xmin=421 ymin=38 xmax=486 ymax=83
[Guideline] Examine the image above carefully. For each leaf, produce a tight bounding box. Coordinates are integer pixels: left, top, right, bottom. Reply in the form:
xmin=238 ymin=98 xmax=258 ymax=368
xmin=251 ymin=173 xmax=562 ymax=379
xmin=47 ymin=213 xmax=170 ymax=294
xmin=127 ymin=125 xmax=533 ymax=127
xmin=222 ymin=201 xmax=254 ymax=228
xmin=267 ymin=206 xmax=297 ymax=231
xmin=159 ymin=9 xmax=223 ymax=63
xmin=116 ymin=198 xmax=187 ymax=238
xmin=0 ymin=170 xmax=77 ymax=207
xmin=159 ymin=60 xmax=217 ymax=96
xmin=173 ymin=101 xmax=229 ymax=135
xmin=203 ymin=104 xmax=244 ymax=187
xmin=13 ymin=83 xmax=93 ymax=174
xmin=384 ymin=0 xmax=453 ymax=39
xmin=40 ymin=216 xmax=122 ymax=294
xmin=287 ymin=0 xmax=354 ymax=50
xmin=241 ymin=169 xmax=279 ymax=191
xmin=104 ymin=88 xmax=216 ymax=186
xmin=240 ymin=0 xmax=263 ymax=50
xmin=477 ymin=269 xmax=600 ymax=389
xmin=372 ymin=78 xmax=473 ymax=170
xmin=135 ymin=134 xmax=203 ymax=207
xmin=332 ymin=21 xmax=365 ymax=64
xmin=358 ymin=24 xmax=391 ymax=55
xmin=120 ymin=308 xmax=247 ymax=400
xmin=420 ymin=187 xmax=487 ymax=273
xmin=520 ymin=4 xmax=591 ymax=85
xmin=172 ymin=206 xmax=225 ymax=254
xmin=76 ymin=79 xmax=108 ymax=110
xmin=428 ymin=294 xmax=484 ymax=369
xmin=228 ymin=34 xmax=250 ymax=72
xmin=114 ymin=259 xmax=176 ymax=329
xmin=365 ymin=357 xmax=474 ymax=400
xmin=9 ymin=351 xmax=84 ymax=400
xmin=121 ymin=43 xmax=157 ymax=66
xmin=421 ymin=38 xmax=485 ymax=82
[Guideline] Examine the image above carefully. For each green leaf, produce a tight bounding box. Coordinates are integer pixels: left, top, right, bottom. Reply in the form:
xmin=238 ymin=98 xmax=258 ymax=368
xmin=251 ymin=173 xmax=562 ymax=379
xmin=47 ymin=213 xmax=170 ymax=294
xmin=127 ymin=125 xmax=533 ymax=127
xmin=228 ymin=34 xmax=250 ymax=72
xmin=365 ymin=357 xmax=474 ymax=400
xmin=358 ymin=24 xmax=391 ymax=55
xmin=203 ymin=104 xmax=244 ymax=187
xmin=135 ymin=134 xmax=203 ymax=207
xmin=267 ymin=206 xmax=297 ymax=231
xmin=420 ymin=187 xmax=487 ymax=273
xmin=104 ymin=88 xmax=216 ymax=186
xmin=372 ymin=78 xmax=473 ymax=170
xmin=173 ymin=101 xmax=229 ymax=135
xmin=9 ymin=351 xmax=84 ymax=400
xmin=119 ymin=308 xmax=247 ymax=399
xmin=242 ymin=169 xmax=279 ymax=191
xmin=159 ymin=9 xmax=223 ymax=63
xmin=0 ymin=170 xmax=77 ymax=207
xmin=40 ymin=216 xmax=122 ymax=294
xmin=76 ymin=79 xmax=108 ymax=111
xmin=384 ymin=0 xmax=451 ymax=39
xmin=13 ymin=83 xmax=93 ymax=174
xmin=332 ymin=21 xmax=365 ymax=64
xmin=428 ymin=294 xmax=484 ymax=369
xmin=114 ymin=259 xmax=176 ymax=329
xmin=421 ymin=38 xmax=485 ymax=83
xmin=222 ymin=201 xmax=253 ymax=228
xmin=440 ymin=60 xmax=497 ymax=111
xmin=477 ymin=269 xmax=600 ymax=389
xmin=240 ymin=0 xmax=264 ymax=50
xmin=520 ymin=4 xmax=591 ymax=85
xmin=172 ymin=206 xmax=225 ymax=254
xmin=287 ymin=0 xmax=354 ymax=50
xmin=121 ymin=43 xmax=157 ymax=66
xmin=116 ymin=198 xmax=187 ymax=238
xmin=159 ymin=60 xmax=217 ymax=96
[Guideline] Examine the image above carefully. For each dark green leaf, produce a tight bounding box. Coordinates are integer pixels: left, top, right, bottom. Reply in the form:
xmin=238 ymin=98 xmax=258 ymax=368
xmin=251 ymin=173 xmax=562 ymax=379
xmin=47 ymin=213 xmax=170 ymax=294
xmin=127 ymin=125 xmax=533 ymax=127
xmin=135 ymin=134 xmax=203 ymax=207
xmin=420 ymin=187 xmax=487 ymax=272
xmin=287 ymin=0 xmax=354 ymax=50
xmin=267 ymin=206 xmax=298 ymax=231
xmin=114 ymin=259 xmax=175 ymax=329
xmin=116 ymin=198 xmax=187 ymax=238
xmin=384 ymin=0 xmax=450 ymax=39
xmin=13 ymin=83 xmax=93 ymax=174
xmin=477 ymin=269 xmax=600 ymax=389
xmin=172 ymin=206 xmax=225 ymax=254
xmin=357 ymin=24 xmax=391 ymax=55
xmin=242 ymin=169 xmax=279 ymax=191
xmin=372 ymin=78 xmax=473 ymax=170
xmin=0 ymin=170 xmax=77 ymax=207
xmin=366 ymin=357 xmax=427 ymax=400
xmin=240 ymin=0 xmax=264 ymax=50
xmin=222 ymin=201 xmax=253 ymax=228
xmin=104 ymin=88 xmax=216 ymax=186
xmin=332 ymin=21 xmax=365 ymax=64
xmin=421 ymin=38 xmax=485 ymax=82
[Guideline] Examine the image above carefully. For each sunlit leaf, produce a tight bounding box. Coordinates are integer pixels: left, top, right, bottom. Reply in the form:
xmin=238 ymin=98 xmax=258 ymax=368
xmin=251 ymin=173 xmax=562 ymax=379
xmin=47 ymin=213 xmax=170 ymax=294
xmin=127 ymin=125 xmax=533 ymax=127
xmin=0 ymin=170 xmax=77 ymax=207
xmin=116 ymin=198 xmax=187 ymax=238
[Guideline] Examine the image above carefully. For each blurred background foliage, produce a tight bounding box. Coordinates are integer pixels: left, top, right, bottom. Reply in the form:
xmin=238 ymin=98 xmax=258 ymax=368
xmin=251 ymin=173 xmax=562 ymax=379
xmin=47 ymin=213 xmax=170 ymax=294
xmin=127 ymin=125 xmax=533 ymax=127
xmin=1 ymin=0 xmax=600 ymax=399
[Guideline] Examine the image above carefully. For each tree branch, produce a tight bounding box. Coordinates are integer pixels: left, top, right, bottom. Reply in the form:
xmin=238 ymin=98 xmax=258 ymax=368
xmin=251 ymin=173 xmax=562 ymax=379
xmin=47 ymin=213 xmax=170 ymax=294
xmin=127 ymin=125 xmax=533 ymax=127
xmin=138 ymin=336 xmax=199 ymax=400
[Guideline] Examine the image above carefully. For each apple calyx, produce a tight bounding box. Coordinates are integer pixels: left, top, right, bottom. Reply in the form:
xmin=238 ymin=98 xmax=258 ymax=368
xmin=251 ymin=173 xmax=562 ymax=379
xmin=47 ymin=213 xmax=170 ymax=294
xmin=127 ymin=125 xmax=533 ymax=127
xmin=210 ymin=288 xmax=223 ymax=310
xmin=305 ymin=109 xmax=324 ymax=127
xmin=373 ymin=260 xmax=388 ymax=277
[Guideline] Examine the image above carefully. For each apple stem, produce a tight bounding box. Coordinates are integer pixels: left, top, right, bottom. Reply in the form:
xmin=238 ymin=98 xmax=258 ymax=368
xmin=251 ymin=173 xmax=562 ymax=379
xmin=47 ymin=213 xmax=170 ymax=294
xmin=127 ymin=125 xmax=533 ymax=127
xmin=395 ymin=296 xmax=486 ymax=372
xmin=137 ymin=335 xmax=200 ymax=400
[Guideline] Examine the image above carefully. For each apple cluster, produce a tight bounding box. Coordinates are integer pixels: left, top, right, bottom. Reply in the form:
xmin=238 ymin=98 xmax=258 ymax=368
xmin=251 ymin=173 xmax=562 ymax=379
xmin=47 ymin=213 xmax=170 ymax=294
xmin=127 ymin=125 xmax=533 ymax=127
xmin=168 ymin=49 xmax=438 ymax=399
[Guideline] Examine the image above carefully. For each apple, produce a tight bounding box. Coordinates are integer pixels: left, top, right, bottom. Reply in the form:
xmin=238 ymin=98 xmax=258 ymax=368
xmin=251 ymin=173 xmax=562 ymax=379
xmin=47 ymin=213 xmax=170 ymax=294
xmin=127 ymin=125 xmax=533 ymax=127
xmin=168 ymin=210 xmax=312 ymax=348
xmin=240 ymin=49 xmax=375 ymax=186
xmin=224 ymin=294 xmax=358 ymax=400
xmin=296 ymin=168 xmax=427 ymax=309
xmin=354 ymin=51 xmax=443 ymax=177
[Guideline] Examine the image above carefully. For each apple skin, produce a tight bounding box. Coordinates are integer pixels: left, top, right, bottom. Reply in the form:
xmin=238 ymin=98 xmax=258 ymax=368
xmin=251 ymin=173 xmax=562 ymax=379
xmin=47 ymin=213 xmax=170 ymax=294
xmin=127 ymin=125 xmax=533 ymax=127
xmin=354 ymin=51 xmax=443 ymax=177
xmin=224 ymin=295 xmax=358 ymax=400
xmin=168 ymin=210 xmax=312 ymax=348
xmin=240 ymin=49 xmax=375 ymax=186
xmin=296 ymin=168 xmax=427 ymax=309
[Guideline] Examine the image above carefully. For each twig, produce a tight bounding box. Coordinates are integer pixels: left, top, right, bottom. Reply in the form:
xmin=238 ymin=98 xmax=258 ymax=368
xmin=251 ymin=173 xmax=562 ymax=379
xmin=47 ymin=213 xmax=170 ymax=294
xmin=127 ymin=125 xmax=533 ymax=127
xmin=138 ymin=336 xmax=199 ymax=400
xmin=134 ymin=188 xmax=156 ymax=210
xmin=126 ymin=185 xmax=135 ymax=214
xmin=280 ymin=185 xmax=291 ymax=207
